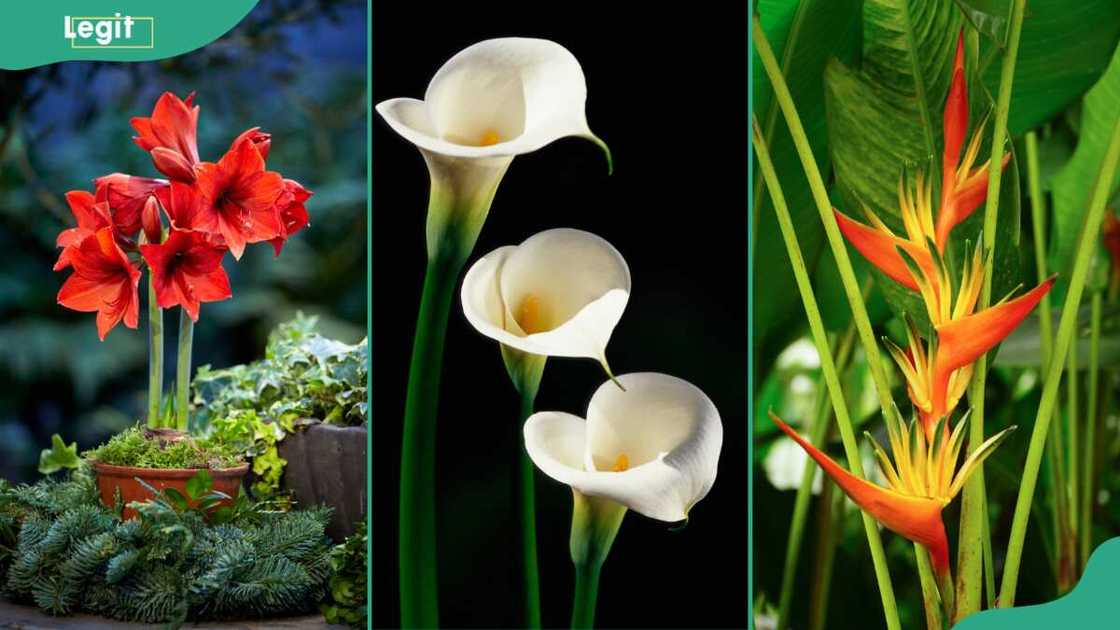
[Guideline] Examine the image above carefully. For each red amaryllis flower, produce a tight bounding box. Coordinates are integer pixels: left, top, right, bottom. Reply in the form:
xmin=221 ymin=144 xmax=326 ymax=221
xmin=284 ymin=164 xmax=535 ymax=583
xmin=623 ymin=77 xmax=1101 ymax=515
xmin=94 ymin=173 xmax=169 ymax=236
xmin=140 ymin=229 xmax=232 ymax=321
xmin=54 ymin=191 xmax=112 ymax=271
xmin=57 ymin=227 xmax=141 ymax=340
xmin=192 ymin=139 xmax=285 ymax=259
xmin=231 ymin=127 xmax=271 ymax=161
xmin=131 ymin=92 xmax=201 ymax=183
xmin=269 ymin=179 xmax=312 ymax=255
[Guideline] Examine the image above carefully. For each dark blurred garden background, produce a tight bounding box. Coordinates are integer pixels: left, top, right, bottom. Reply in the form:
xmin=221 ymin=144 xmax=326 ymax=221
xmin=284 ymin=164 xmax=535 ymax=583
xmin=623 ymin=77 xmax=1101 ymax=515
xmin=0 ymin=0 xmax=367 ymax=483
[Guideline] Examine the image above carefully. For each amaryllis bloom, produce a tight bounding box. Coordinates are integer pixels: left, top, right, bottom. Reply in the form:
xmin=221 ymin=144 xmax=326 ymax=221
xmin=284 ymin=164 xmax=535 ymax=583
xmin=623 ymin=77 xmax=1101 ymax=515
xmin=93 ymin=173 xmax=169 ymax=237
xmin=231 ymin=127 xmax=271 ymax=161
xmin=269 ymin=179 xmax=313 ymax=256
xmin=461 ymin=228 xmax=629 ymax=367
xmin=192 ymin=139 xmax=285 ymax=259
xmin=131 ymin=92 xmax=201 ymax=183
xmin=770 ymin=410 xmax=1013 ymax=587
xmin=376 ymin=38 xmax=609 ymax=255
xmin=54 ymin=191 xmax=112 ymax=271
xmin=834 ymin=30 xmax=1009 ymax=289
xmin=525 ymin=373 xmax=722 ymax=522
xmin=140 ymin=229 xmax=232 ymax=321
xmin=889 ymin=243 xmax=1055 ymax=435
xmin=57 ymin=227 xmax=141 ymax=340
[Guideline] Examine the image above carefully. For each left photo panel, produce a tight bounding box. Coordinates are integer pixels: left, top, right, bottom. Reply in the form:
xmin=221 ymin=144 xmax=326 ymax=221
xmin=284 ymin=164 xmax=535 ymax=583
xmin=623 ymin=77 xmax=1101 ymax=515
xmin=0 ymin=2 xmax=368 ymax=627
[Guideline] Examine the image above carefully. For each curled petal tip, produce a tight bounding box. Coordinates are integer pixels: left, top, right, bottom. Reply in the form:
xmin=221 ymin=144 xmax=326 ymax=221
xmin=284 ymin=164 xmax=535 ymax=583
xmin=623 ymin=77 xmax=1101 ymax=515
xmin=601 ymin=358 xmax=626 ymax=391
xmin=589 ymin=134 xmax=612 ymax=175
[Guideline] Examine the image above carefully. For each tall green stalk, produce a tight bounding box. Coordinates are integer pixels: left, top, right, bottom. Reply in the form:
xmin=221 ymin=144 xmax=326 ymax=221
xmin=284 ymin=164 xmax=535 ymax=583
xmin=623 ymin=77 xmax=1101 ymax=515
xmin=956 ymin=1 xmax=1026 ymax=619
xmin=146 ymin=261 xmax=163 ymax=429
xmin=808 ymin=478 xmax=841 ymax=630
xmin=752 ymin=112 xmax=901 ymax=630
xmin=568 ymin=492 xmax=625 ymax=630
xmin=1081 ymin=292 xmax=1102 ymax=567
xmin=1026 ymin=130 xmax=1074 ymax=590
xmin=776 ymin=323 xmax=857 ymax=630
xmin=998 ymin=110 xmax=1120 ymax=607
xmin=504 ymin=347 xmax=547 ymax=630
xmin=1066 ymin=339 xmax=1080 ymax=538
xmin=175 ymin=309 xmax=193 ymax=432
xmin=400 ymin=251 xmax=464 ymax=629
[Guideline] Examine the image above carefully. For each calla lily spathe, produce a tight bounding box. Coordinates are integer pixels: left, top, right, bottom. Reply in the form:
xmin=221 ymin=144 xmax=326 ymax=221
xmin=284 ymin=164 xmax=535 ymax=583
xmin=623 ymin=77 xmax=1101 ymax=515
xmin=461 ymin=228 xmax=629 ymax=368
xmin=525 ymin=372 xmax=722 ymax=522
xmin=376 ymin=38 xmax=609 ymax=257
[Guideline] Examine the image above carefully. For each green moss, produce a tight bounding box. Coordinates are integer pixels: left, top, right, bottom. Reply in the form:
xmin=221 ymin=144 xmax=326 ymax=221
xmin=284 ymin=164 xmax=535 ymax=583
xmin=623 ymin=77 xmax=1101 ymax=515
xmin=85 ymin=426 xmax=243 ymax=470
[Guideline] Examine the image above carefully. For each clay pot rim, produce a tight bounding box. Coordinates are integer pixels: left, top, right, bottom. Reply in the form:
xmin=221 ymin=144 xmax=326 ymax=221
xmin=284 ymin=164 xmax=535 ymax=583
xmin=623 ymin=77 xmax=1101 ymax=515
xmin=91 ymin=460 xmax=249 ymax=478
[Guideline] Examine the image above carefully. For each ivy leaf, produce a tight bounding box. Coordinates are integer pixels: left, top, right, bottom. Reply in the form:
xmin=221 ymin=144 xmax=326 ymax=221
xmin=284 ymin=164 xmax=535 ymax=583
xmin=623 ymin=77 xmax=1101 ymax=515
xmin=185 ymin=470 xmax=213 ymax=501
xmin=38 ymin=434 xmax=80 ymax=475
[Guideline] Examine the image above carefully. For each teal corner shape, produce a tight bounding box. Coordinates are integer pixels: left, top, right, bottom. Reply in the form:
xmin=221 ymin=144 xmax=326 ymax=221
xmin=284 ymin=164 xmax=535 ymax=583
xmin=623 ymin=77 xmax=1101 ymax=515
xmin=954 ymin=537 xmax=1120 ymax=628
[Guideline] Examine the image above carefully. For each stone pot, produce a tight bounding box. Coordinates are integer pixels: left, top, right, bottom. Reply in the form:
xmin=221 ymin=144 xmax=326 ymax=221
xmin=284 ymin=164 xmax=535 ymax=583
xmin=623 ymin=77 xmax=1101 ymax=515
xmin=277 ymin=421 xmax=367 ymax=540
xmin=92 ymin=461 xmax=249 ymax=520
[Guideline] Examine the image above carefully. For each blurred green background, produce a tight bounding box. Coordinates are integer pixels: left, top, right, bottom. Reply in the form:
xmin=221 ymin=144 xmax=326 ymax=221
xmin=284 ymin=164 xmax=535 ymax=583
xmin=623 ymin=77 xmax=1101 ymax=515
xmin=0 ymin=0 xmax=367 ymax=483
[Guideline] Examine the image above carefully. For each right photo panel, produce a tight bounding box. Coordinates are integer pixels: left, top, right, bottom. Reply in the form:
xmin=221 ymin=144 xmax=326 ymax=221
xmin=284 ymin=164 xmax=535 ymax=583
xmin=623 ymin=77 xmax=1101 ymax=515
xmin=752 ymin=1 xmax=1120 ymax=628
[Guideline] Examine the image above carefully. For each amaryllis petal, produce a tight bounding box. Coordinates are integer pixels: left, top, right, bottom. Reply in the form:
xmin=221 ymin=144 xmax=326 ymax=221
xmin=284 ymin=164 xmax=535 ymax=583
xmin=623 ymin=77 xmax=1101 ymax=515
xmin=54 ymin=193 xmax=113 ymax=271
xmin=131 ymin=92 xmax=200 ymax=183
xmin=769 ymin=412 xmax=950 ymax=572
xmin=461 ymin=228 xmax=629 ymax=363
xmin=525 ymin=373 xmax=722 ymax=522
xmin=231 ymin=127 xmax=272 ymax=161
xmin=141 ymin=229 xmax=232 ymax=321
xmin=57 ymin=228 xmax=140 ymax=341
xmin=834 ymin=209 xmax=933 ymax=291
xmin=141 ymin=196 xmax=163 ymax=244
xmin=93 ymin=173 xmax=169 ymax=236
xmin=377 ymin=38 xmax=608 ymax=163
xmin=269 ymin=179 xmax=313 ymax=256
xmin=193 ymin=140 xmax=285 ymax=259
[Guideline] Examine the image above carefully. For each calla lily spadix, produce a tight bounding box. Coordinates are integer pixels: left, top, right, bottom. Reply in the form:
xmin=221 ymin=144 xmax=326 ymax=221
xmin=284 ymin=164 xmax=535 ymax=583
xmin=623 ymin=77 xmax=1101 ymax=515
xmin=525 ymin=372 xmax=722 ymax=524
xmin=769 ymin=410 xmax=1013 ymax=598
xmin=376 ymin=37 xmax=610 ymax=259
xmin=461 ymin=228 xmax=630 ymax=382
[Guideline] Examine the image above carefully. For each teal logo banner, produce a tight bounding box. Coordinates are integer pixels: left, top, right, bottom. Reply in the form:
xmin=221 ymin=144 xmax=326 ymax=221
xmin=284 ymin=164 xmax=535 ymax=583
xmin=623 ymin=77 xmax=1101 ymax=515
xmin=1 ymin=2 xmax=259 ymax=70
xmin=954 ymin=537 xmax=1120 ymax=628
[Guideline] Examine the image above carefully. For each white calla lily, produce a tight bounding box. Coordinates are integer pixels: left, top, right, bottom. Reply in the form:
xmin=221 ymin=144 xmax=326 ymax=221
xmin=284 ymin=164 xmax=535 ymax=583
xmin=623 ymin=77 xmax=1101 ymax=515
xmin=462 ymin=228 xmax=630 ymax=375
xmin=525 ymin=372 xmax=723 ymax=522
xmin=376 ymin=38 xmax=609 ymax=258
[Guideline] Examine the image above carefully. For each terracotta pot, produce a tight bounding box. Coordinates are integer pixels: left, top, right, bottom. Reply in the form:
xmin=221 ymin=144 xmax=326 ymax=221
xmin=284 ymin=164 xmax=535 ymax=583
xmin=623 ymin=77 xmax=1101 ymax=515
xmin=277 ymin=421 xmax=367 ymax=540
xmin=92 ymin=461 xmax=249 ymax=520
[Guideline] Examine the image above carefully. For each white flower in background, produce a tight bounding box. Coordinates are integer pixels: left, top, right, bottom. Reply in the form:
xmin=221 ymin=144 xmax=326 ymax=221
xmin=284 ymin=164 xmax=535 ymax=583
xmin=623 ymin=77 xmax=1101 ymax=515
xmin=376 ymin=38 xmax=609 ymax=257
xmin=461 ymin=228 xmax=629 ymax=372
xmin=524 ymin=372 xmax=722 ymax=522
xmin=763 ymin=435 xmax=823 ymax=494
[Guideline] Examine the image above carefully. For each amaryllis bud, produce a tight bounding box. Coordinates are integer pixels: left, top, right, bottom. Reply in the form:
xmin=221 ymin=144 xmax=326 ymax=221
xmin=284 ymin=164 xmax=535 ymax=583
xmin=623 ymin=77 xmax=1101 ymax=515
xmin=150 ymin=147 xmax=197 ymax=183
xmin=141 ymin=195 xmax=163 ymax=244
xmin=231 ymin=127 xmax=271 ymax=161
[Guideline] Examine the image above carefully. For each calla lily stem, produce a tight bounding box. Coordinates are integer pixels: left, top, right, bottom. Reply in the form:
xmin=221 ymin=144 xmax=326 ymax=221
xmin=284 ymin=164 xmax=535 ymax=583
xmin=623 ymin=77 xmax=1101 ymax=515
xmin=998 ymin=105 xmax=1120 ymax=608
xmin=568 ymin=492 xmax=625 ymax=630
xmin=751 ymin=111 xmax=901 ymax=630
xmin=175 ymin=308 xmax=192 ymax=431
xmin=957 ymin=2 xmax=1026 ymax=619
xmin=400 ymin=251 xmax=464 ymax=629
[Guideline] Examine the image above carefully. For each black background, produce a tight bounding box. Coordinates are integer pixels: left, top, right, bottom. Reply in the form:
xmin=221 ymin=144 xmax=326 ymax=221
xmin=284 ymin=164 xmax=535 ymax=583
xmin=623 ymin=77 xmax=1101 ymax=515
xmin=371 ymin=4 xmax=749 ymax=627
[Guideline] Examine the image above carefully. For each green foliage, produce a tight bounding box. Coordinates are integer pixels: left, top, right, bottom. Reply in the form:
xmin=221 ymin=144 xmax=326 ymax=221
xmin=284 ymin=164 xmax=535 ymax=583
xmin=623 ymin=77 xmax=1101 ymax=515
xmin=38 ymin=434 xmax=80 ymax=475
xmin=321 ymin=521 xmax=367 ymax=628
xmin=0 ymin=467 xmax=333 ymax=625
xmin=84 ymin=426 xmax=242 ymax=470
xmin=195 ymin=314 xmax=367 ymax=495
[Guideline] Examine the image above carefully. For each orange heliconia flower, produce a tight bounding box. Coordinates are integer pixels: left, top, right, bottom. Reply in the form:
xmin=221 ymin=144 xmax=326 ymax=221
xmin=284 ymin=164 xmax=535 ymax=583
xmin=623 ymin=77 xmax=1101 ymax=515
xmin=770 ymin=410 xmax=1014 ymax=581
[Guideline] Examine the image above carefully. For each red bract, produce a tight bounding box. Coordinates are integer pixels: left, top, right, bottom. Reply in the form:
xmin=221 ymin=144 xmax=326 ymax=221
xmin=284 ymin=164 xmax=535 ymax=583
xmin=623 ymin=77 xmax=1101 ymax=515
xmin=193 ymin=140 xmax=285 ymax=259
xmin=231 ymin=127 xmax=272 ymax=161
xmin=140 ymin=229 xmax=232 ymax=322
xmin=54 ymin=191 xmax=112 ymax=271
xmin=270 ymin=179 xmax=313 ymax=255
xmin=131 ymin=92 xmax=201 ymax=183
xmin=57 ymin=227 xmax=141 ymax=340
xmin=94 ymin=173 xmax=169 ymax=236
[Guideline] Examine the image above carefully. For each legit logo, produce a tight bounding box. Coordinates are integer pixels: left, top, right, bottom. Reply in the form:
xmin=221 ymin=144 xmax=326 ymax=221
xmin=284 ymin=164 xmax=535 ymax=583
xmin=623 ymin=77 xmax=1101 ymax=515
xmin=64 ymin=14 xmax=154 ymax=49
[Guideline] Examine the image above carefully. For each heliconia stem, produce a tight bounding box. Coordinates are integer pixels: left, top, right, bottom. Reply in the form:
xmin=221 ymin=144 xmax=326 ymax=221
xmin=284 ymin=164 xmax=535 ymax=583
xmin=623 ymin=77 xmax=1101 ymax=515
xmin=1081 ymin=292 xmax=1102 ymax=568
xmin=999 ymin=96 xmax=1120 ymax=609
